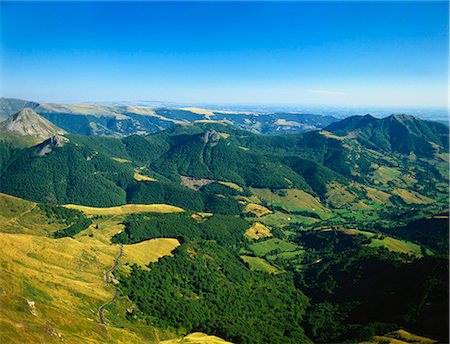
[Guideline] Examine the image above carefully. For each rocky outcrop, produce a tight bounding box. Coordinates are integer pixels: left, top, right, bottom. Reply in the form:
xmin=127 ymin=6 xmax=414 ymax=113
xmin=202 ymin=130 xmax=221 ymax=147
xmin=36 ymin=135 xmax=69 ymax=156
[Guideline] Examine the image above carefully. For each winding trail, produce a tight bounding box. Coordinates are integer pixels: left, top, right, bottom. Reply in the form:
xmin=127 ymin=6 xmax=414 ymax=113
xmin=98 ymin=244 xmax=123 ymax=325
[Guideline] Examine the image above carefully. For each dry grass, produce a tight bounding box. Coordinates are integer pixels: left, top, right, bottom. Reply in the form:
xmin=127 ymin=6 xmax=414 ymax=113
xmin=161 ymin=332 xmax=232 ymax=344
xmin=250 ymin=188 xmax=329 ymax=213
xmin=0 ymin=232 xmax=151 ymax=343
xmin=326 ymin=183 xmax=356 ymax=208
xmin=319 ymin=130 xmax=347 ymax=140
xmin=123 ymin=238 xmax=180 ymax=271
xmin=134 ymin=172 xmax=157 ymax=182
xmin=245 ymin=222 xmax=272 ymax=240
xmin=366 ymin=187 xmax=391 ymax=204
xmin=244 ymin=203 xmax=272 ymax=217
xmin=64 ymin=204 xmax=184 ymax=216
xmin=361 ymin=329 xmax=437 ymax=344
xmin=369 ymin=237 xmax=423 ymax=256
xmin=112 ymin=157 xmax=132 ymax=163
xmin=0 ymin=193 xmax=65 ymax=236
xmin=180 ymin=107 xmax=216 ymax=117
xmin=218 ymin=181 xmax=243 ymax=192
xmin=392 ymin=188 xmax=434 ymax=204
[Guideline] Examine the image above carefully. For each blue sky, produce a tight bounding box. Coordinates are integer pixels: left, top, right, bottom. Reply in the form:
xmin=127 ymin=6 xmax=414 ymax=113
xmin=0 ymin=1 xmax=448 ymax=107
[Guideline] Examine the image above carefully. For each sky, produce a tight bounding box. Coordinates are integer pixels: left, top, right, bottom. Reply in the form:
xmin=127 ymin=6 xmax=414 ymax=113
xmin=0 ymin=1 xmax=448 ymax=108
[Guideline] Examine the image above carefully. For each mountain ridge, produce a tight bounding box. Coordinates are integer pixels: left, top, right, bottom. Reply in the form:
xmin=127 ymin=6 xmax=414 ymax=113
xmin=0 ymin=108 xmax=66 ymax=140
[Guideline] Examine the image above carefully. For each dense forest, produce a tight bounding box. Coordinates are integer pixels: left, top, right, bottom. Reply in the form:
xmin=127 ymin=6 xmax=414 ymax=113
xmin=118 ymin=241 xmax=311 ymax=344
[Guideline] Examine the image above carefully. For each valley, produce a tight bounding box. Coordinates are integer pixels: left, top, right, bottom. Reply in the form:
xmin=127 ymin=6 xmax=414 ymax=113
xmin=0 ymin=99 xmax=448 ymax=343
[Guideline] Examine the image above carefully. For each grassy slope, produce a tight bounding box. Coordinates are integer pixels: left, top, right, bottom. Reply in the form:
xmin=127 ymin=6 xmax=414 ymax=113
xmin=122 ymin=238 xmax=181 ymax=271
xmin=64 ymin=204 xmax=184 ymax=216
xmin=0 ymin=195 xmax=222 ymax=343
xmin=240 ymin=256 xmax=279 ymax=274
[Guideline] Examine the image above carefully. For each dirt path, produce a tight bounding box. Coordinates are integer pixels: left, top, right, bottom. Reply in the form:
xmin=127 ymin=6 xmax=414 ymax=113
xmin=98 ymin=244 xmax=123 ymax=325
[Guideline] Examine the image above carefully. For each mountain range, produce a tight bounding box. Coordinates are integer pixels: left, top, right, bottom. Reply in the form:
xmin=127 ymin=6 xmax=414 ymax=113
xmin=0 ymin=97 xmax=342 ymax=136
xmin=0 ymin=98 xmax=448 ymax=344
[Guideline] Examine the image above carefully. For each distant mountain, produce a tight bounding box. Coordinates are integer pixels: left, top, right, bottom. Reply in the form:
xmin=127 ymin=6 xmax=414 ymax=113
xmin=0 ymin=98 xmax=39 ymax=121
xmin=0 ymin=98 xmax=339 ymax=137
xmin=324 ymin=114 xmax=449 ymax=157
xmin=0 ymin=108 xmax=66 ymax=140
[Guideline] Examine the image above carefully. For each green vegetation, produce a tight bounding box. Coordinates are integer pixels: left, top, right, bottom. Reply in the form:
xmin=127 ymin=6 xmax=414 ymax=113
xmin=250 ymin=238 xmax=298 ymax=257
xmin=112 ymin=212 xmax=249 ymax=247
xmin=118 ymin=241 xmax=310 ymax=344
xmin=38 ymin=204 xmax=93 ymax=238
xmin=240 ymin=255 xmax=279 ymax=274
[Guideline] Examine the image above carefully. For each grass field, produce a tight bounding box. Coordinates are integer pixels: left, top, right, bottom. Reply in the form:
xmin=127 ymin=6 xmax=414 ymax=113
xmin=111 ymin=157 xmax=132 ymax=163
xmin=244 ymin=203 xmax=272 ymax=217
xmin=123 ymin=238 xmax=180 ymax=271
xmin=365 ymin=187 xmax=391 ymax=204
xmin=0 ymin=193 xmax=64 ymax=236
xmin=65 ymin=203 xmax=184 ymax=215
xmin=371 ymin=166 xmax=402 ymax=185
xmin=341 ymin=228 xmax=423 ymax=257
xmin=369 ymin=237 xmax=423 ymax=256
xmin=218 ymin=181 xmax=243 ymax=192
xmin=392 ymin=188 xmax=434 ymax=205
xmin=0 ymin=232 xmax=153 ymax=343
xmin=250 ymin=188 xmax=329 ymax=214
xmin=134 ymin=172 xmax=157 ymax=182
xmin=161 ymin=331 xmax=232 ymax=344
xmin=240 ymin=256 xmax=279 ymax=274
xmin=250 ymin=238 xmax=298 ymax=257
xmin=257 ymin=211 xmax=320 ymax=227
xmin=362 ymin=329 xmax=437 ymax=344
xmin=326 ymin=182 xmax=356 ymax=208
xmin=245 ymin=222 xmax=272 ymax=240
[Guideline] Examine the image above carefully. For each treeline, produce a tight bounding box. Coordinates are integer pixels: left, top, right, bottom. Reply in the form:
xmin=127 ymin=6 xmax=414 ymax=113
xmin=127 ymin=181 xmax=244 ymax=215
xmin=118 ymin=241 xmax=311 ymax=344
xmin=38 ymin=204 xmax=93 ymax=238
xmin=112 ymin=212 xmax=248 ymax=247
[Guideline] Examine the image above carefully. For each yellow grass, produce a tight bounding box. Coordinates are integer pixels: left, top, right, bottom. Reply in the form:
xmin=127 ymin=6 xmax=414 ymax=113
xmin=64 ymin=203 xmax=184 ymax=215
xmin=218 ymin=132 xmax=230 ymax=139
xmin=319 ymin=130 xmax=346 ymax=140
xmin=112 ymin=157 xmax=132 ymax=163
xmin=326 ymin=182 xmax=356 ymax=208
xmin=245 ymin=222 xmax=272 ymax=240
xmin=366 ymin=187 xmax=391 ymax=204
xmin=123 ymin=238 xmax=180 ymax=271
xmin=218 ymin=181 xmax=243 ymax=192
xmin=370 ymin=237 xmax=423 ymax=256
xmin=0 ymin=232 xmax=151 ymax=343
xmin=0 ymin=193 xmax=65 ymax=236
xmin=250 ymin=188 xmax=329 ymax=213
xmin=134 ymin=172 xmax=157 ymax=182
xmin=180 ymin=107 xmax=216 ymax=117
xmin=244 ymin=203 xmax=272 ymax=217
xmin=161 ymin=332 xmax=232 ymax=344
xmin=361 ymin=329 xmax=437 ymax=344
xmin=392 ymin=188 xmax=434 ymax=204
